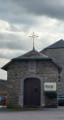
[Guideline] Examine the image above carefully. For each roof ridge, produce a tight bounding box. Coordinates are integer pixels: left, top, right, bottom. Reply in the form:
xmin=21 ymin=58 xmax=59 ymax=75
xmin=11 ymin=48 xmax=50 ymax=61
xmin=13 ymin=49 xmax=40 ymax=60
xmin=41 ymin=39 xmax=64 ymax=51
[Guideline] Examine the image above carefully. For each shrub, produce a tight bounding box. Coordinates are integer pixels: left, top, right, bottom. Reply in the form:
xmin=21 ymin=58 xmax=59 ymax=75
xmin=45 ymin=91 xmax=57 ymax=99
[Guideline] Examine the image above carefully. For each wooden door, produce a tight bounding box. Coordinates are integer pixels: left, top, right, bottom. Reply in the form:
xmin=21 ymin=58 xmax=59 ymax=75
xmin=24 ymin=78 xmax=40 ymax=107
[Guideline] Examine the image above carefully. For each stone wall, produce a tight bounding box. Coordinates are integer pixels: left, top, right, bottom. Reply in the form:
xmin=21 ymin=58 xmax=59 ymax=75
xmin=45 ymin=96 xmax=58 ymax=107
xmin=42 ymin=48 xmax=64 ymax=94
xmin=7 ymin=60 xmax=58 ymax=107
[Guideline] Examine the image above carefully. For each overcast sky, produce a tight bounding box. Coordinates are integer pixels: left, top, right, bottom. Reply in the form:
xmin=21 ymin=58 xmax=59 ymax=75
xmin=0 ymin=0 xmax=64 ymax=80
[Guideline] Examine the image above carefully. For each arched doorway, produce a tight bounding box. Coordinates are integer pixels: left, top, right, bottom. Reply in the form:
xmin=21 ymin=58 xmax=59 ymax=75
xmin=24 ymin=77 xmax=41 ymax=107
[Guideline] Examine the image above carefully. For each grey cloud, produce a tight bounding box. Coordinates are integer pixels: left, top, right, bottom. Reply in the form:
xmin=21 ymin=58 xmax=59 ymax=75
xmin=0 ymin=0 xmax=37 ymax=25
xmin=1 ymin=0 xmax=64 ymax=24
xmin=0 ymin=33 xmax=32 ymax=51
xmin=11 ymin=0 xmax=64 ymax=20
xmin=0 ymin=37 xmax=50 ymax=59
xmin=0 ymin=52 xmax=11 ymax=59
xmin=0 ymin=0 xmax=21 ymax=23
xmin=0 ymin=50 xmax=24 ymax=59
xmin=11 ymin=16 xmax=37 ymax=25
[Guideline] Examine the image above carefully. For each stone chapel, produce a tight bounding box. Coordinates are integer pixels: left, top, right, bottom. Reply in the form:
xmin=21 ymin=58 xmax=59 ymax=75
xmin=2 ymin=48 xmax=61 ymax=107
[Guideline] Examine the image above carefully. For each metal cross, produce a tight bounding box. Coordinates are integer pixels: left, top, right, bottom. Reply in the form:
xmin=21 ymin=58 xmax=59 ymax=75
xmin=29 ymin=32 xmax=38 ymax=50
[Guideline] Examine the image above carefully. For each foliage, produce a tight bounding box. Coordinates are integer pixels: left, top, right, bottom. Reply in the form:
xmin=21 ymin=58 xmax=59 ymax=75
xmin=45 ymin=91 xmax=57 ymax=99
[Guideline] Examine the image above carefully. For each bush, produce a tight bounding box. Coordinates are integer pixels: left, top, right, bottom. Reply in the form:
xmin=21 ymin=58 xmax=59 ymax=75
xmin=45 ymin=91 xmax=57 ymax=99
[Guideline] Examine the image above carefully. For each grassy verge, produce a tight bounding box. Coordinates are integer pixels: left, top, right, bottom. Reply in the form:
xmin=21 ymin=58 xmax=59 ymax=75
xmin=0 ymin=107 xmax=44 ymax=111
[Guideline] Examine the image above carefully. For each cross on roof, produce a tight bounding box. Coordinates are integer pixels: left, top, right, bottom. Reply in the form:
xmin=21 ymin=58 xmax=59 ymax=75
xmin=29 ymin=32 xmax=38 ymax=50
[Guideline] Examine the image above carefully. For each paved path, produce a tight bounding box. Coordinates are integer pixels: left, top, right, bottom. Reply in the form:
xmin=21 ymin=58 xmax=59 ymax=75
xmin=0 ymin=107 xmax=64 ymax=120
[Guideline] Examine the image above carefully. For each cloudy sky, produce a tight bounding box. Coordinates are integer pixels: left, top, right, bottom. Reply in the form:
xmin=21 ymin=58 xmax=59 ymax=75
xmin=0 ymin=0 xmax=64 ymax=80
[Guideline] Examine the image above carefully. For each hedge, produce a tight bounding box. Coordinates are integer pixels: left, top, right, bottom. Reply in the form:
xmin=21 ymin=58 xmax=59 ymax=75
xmin=45 ymin=91 xmax=57 ymax=99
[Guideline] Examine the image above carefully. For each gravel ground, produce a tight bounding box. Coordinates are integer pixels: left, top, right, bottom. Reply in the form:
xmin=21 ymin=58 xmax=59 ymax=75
xmin=0 ymin=107 xmax=64 ymax=120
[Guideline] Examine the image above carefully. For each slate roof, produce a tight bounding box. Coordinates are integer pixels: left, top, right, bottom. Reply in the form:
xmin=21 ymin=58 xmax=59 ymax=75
xmin=13 ymin=49 xmax=50 ymax=60
xmin=1 ymin=49 xmax=61 ymax=71
xmin=43 ymin=39 xmax=64 ymax=50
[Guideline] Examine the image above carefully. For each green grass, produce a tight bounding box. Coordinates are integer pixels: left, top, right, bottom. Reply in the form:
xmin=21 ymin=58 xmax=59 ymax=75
xmin=0 ymin=107 xmax=44 ymax=111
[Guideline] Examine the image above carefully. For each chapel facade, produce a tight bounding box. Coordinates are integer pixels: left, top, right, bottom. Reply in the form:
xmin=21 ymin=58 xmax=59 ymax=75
xmin=2 ymin=49 xmax=61 ymax=107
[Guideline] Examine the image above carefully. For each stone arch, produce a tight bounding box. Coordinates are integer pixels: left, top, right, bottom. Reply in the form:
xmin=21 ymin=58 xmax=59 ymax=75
xmin=19 ymin=74 xmax=44 ymax=107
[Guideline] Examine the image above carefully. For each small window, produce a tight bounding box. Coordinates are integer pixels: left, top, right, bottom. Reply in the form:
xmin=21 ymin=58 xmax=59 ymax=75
xmin=58 ymin=75 xmax=61 ymax=82
xmin=28 ymin=61 xmax=36 ymax=72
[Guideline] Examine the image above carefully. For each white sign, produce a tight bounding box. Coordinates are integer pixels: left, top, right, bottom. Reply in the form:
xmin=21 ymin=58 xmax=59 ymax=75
xmin=44 ymin=82 xmax=56 ymax=91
